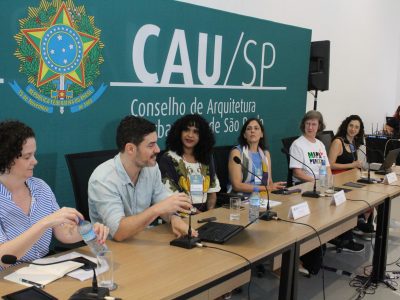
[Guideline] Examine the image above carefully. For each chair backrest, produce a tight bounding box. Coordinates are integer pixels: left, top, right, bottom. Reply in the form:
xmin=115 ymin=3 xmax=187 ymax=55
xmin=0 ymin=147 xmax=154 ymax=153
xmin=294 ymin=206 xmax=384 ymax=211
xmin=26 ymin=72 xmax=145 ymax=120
xmin=281 ymin=136 xmax=299 ymax=187
xmin=317 ymin=130 xmax=334 ymax=151
xmin=65 ymin=149 xmax=118 ymax=221
xmin=213 ymin=145 xmax=233 ymax=194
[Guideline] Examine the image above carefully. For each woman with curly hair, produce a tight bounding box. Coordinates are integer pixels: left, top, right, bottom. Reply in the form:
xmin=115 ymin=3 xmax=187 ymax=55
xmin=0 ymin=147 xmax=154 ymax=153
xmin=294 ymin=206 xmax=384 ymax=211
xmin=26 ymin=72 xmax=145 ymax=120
xmin=228 ymin=118 xmax=285 ymax=196
xmin=328 ymin=115 xmax=373 ymax=243
xmin=328 ymin=114 xmax=365 ymax=174
xmin=0 ymin=120 xmax=108 ymax=270
xmin=159 ymin=114 xmax=220 ymax=212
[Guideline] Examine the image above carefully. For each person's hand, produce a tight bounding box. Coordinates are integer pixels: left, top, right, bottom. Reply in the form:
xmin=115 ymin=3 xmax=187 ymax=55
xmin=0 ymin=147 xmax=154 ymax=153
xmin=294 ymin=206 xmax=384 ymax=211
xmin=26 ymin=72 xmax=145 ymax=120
xmin=353 ymin=160 xmax=363 ymax=169
xmin=271 ymin=181 xmax=287 ymax=191
xmin=93 ymin=223 xmax=109 ymax=244
xmin=42 ymin=207 xmax=83 ymax=228
xmin=156 ymin=193 xmax=193 ymax=215
xmin=170 ymin=215 xmax=198 ymax=238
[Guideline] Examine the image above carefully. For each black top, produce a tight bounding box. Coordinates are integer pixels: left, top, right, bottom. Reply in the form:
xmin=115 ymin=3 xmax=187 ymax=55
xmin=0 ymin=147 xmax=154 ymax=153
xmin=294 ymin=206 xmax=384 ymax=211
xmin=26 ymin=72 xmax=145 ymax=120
xmin=335 ymin=138 xmax=358 ymax=165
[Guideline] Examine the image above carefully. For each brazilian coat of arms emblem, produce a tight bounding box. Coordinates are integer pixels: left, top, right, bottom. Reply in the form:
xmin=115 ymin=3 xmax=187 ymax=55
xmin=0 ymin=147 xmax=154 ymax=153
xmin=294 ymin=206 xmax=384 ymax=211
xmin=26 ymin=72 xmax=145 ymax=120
xmin=11 ymin=0 xmax=106 ymax=114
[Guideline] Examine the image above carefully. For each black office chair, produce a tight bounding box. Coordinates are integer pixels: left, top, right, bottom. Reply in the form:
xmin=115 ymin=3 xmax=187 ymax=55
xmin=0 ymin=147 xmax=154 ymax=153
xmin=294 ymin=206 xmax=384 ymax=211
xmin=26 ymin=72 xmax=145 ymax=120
xmin=317 ymin=130 xmax=334 ymax=152
xmin=281 ymin=136 xmax=299 ymax=187
xmin=213 ymin=145 xmax=234 ymax=206
xmin=65 ymin=149 xmax=118 ymax=221
xmin=53 ymin=149 xmax=118 ymax=252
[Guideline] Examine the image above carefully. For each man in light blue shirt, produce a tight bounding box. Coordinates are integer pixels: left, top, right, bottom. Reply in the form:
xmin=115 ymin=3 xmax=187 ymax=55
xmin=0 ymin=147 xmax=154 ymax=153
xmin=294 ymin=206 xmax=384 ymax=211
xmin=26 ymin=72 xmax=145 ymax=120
xmin=88 ymin=116 xmax=194 ymax=241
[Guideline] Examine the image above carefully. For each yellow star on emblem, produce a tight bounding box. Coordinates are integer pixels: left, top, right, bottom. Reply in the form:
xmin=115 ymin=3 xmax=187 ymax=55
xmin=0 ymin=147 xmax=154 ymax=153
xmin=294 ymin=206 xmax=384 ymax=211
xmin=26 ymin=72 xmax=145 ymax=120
xmin=21 ymin=2 xmax=98 ymax=87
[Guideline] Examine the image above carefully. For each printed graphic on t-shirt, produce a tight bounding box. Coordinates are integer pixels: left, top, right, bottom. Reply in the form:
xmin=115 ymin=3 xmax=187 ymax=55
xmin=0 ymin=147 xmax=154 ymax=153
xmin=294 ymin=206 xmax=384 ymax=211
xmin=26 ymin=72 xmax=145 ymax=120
xmin=307 ymin=151 xmax=324 ymax=164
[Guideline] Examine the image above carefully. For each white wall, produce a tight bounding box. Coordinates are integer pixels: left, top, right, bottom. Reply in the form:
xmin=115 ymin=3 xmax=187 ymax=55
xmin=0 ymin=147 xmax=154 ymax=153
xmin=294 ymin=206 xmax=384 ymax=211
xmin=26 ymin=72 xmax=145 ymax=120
xmin=179 ymin=0 xmax=400 ymax=133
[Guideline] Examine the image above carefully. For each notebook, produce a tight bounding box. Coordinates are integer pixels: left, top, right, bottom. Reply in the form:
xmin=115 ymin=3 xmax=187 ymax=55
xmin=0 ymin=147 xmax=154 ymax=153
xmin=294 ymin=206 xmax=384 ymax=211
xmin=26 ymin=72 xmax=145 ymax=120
xmin=370 ymin=148 xmax=400 ymax=174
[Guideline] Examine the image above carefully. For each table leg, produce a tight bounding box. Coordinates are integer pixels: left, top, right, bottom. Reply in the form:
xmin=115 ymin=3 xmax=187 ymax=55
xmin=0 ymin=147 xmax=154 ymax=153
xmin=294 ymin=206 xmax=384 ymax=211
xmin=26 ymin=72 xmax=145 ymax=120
xmin=371 ymin=197 xmax=390 ymax=283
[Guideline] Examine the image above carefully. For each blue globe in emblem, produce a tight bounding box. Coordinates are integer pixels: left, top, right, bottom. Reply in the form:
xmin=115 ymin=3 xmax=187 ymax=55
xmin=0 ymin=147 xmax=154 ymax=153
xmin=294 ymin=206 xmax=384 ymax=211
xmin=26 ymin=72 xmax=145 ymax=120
xmin=41 ymin=25 xmax=83 ymax=74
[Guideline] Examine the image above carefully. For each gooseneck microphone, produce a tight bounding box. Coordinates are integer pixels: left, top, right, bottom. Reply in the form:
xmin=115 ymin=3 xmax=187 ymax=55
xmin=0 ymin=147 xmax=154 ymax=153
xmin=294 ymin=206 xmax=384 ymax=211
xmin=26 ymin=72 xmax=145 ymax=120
xmin=281 ymin=148 xmax=320 ymax=198
xmin=233 ymin=156 xmax=277 ymax=221
xmin=170 ymin=212 xmax=201 ymax=249
xmin=1 ymin=255 xmax=110 ymax=299
xmin=356 ymin=147 xmax=374 ymax=184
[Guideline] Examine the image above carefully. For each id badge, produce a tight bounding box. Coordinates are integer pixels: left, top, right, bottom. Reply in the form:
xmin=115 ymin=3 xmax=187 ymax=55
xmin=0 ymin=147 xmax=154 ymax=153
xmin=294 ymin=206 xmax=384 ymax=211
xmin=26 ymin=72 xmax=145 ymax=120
xmin=189 ymin=174 xmax=203 ymax=195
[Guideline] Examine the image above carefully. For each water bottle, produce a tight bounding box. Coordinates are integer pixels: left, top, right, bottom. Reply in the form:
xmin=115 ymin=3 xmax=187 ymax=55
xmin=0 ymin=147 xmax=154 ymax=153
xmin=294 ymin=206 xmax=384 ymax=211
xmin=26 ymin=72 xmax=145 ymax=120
xmin=249 ymin=187 xmax=261 ymax=223
xmin=319 ymin=159 xmax=327 ymax=194
xmin=78 ymin=220 xmax=108 ymax=256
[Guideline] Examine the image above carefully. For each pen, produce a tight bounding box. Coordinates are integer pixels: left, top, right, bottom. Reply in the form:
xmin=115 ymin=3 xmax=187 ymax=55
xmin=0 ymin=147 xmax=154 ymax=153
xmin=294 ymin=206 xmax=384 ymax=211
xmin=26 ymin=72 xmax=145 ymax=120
xmin=21 ymin=278 xmax=45 ymax=289
xmin=87 ymin=294 xmax=122 ymax=300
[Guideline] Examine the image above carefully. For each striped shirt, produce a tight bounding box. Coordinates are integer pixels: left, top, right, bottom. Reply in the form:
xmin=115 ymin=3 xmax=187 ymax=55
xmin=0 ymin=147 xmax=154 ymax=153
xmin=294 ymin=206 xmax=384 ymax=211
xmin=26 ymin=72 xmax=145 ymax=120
xmin=0 ymin=177 xmax=59 ymax=270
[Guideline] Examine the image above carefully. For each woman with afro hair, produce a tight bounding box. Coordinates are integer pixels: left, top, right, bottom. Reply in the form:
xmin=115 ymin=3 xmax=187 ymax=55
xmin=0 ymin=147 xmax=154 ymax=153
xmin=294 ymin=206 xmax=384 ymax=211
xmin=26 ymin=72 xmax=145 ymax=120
xmin=159 ymin=114 xmax=220 ymax=212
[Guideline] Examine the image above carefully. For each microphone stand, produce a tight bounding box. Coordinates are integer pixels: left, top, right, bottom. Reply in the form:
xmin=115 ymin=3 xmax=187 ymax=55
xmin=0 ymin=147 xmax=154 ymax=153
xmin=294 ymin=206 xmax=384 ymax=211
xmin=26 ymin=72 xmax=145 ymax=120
xmin=69 ymin=264 xmax=110 ymax=300
xmin=233 ymin=156 xmax=277 ymax=221
xmin=357 ymin=147 xmax=374 ymax=184
xmin=170 ymin=212 xmax=201 ymax=249
xmin=258 ymin=182 xmax=277 ymax=221
xmin=1 ymin=255 xmax=110 ymax=299
xmin=281 ymin=148 xmax=320 ymax=198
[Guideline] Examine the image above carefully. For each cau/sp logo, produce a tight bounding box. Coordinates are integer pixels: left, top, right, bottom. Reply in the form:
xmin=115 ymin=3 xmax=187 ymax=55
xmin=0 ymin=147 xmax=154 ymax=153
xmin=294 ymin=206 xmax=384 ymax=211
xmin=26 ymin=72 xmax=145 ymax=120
xmin=11 ymin=1 xmax=106 ymax=114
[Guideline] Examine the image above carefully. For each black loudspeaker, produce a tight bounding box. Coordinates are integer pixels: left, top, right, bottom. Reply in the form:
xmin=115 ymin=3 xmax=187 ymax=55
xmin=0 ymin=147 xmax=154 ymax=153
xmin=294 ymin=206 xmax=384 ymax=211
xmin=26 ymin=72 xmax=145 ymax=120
xmin=308 ymin=40 xmax=330 ymax=91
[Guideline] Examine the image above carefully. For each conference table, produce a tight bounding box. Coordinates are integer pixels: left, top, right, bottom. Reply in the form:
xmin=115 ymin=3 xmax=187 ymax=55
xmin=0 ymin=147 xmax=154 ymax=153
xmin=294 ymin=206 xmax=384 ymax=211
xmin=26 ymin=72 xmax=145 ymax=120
xmin=1 ymin=168 xmax=400 ymax=300
xmin=274 ymin=168 xmax=400 ymax=298
xmin=0 ymin=209 xmax=305 ymax=300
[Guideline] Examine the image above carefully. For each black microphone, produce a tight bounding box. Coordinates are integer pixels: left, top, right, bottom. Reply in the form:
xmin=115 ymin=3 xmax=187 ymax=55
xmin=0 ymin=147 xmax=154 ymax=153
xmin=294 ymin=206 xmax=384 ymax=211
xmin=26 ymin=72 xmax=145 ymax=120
xmin=356 ymin=146 xmax=374 ymax=184
xmin=280 ymin=148 xmax=320 ymax=198
xmin=233 ymin=156 xmax=277 ymax=221
xmin=1 ymin=255 xmax=110 ymax=299
xmin=170 ymin=211 xmax=201 ymax=249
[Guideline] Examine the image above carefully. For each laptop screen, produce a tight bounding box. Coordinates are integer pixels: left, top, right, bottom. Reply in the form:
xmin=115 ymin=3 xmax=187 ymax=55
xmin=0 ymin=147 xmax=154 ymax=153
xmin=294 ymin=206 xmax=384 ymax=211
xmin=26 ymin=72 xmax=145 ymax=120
xmin=382 ymin=148 xmax=400 ymax=170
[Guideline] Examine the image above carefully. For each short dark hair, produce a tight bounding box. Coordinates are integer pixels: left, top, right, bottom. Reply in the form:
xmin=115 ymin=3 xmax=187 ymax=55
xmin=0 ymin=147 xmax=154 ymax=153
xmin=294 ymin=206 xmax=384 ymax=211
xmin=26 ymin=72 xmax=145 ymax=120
xmin=300 ymin=110 xmax=326 ymax=134
xmin=116 ymin=116 xmax=156 ymax=152
xmin=166 ymin=114 xmax=215 ymax=165
xmin=0 ymin=120 xmax=35 ymax=174
xmin=333 ymin=115 xmax=365 ymax=148
xmin=238 ymin=118 xmax=268 ymax=151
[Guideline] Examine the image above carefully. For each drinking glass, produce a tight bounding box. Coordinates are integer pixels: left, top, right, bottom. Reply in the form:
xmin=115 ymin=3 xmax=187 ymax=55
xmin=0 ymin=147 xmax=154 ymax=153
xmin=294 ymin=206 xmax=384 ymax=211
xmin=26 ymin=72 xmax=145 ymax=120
xmin=229 ymin=197 xmax=241 ymax=221
xmin=97 ymin=250 xmax=117 ymax=291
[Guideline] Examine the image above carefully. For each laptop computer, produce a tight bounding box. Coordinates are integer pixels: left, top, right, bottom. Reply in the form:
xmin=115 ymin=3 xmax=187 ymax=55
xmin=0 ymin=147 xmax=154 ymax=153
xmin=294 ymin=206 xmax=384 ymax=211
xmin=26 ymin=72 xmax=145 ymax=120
xmin=370 ymin=148 xmax=400 ymax=175
xmin=197 ymin=217 xmax=257 ymax=244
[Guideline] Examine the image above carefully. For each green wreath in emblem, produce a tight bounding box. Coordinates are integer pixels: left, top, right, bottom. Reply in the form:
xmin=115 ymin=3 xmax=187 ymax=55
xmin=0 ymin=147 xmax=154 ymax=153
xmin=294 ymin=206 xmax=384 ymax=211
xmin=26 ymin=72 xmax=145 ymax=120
xmin=13 ymin=0 xmax=105 ymax=113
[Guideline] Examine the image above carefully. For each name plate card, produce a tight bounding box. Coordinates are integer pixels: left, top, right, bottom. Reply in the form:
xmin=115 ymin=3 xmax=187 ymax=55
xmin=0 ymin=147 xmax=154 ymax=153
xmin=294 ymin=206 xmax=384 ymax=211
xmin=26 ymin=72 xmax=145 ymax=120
xmin=330 ymin=190 xmax=346 ymax=206
xmin=288 ymin=201 xmax=310 ymax=220
xmin=384 ymin=172 xmax=398 ymax=185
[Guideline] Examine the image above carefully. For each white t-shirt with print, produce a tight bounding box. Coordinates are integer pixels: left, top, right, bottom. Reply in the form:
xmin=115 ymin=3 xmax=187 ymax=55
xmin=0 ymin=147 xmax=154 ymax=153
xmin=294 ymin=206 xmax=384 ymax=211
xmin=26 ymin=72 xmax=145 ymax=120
xmin=289 ymin=135 xmax=330 ymax=183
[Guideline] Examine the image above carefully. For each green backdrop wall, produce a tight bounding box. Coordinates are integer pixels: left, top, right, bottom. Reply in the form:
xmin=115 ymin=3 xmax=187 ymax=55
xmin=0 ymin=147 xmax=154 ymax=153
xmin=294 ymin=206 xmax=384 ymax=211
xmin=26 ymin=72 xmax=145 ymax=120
xmin=0 ymin=0 xmax=311 ymax=208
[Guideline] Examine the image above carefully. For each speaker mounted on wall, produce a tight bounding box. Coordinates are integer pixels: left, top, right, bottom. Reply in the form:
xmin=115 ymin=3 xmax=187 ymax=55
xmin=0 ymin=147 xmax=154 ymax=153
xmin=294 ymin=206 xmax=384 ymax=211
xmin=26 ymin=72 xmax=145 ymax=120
xmin=308 ymin=40 xmax=330 ymax=91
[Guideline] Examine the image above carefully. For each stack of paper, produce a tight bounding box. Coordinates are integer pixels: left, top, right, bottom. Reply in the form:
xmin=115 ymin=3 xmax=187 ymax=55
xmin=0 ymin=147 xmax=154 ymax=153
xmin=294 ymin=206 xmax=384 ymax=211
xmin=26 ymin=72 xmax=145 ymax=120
xmin=4 ymin=260 xmax=83 ymax=286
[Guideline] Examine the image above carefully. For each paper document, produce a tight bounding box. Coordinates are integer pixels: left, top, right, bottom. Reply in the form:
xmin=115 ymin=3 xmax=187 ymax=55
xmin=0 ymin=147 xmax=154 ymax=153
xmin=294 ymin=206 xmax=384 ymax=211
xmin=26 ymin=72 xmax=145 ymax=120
xmin=4 ymin=257 xmax=83 ymax=286
xmin=65 ymin=252 xmax=109 ymax=281
xmin=3 ymin=251 xmax=109 ymax=287
xmin=260 ymin=199 xmax=282 ymax=208
xmin=36 ymin=251 xmax=109 ymax=281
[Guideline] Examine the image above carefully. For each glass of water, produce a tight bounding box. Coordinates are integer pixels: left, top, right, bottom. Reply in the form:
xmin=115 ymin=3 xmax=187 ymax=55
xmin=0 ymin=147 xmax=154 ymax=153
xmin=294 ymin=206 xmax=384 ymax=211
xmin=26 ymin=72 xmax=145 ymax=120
xmin=97 ymin=250 xmax=117 ymax=291
xmin=230 ymin=197 xmax=241 ymax=221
